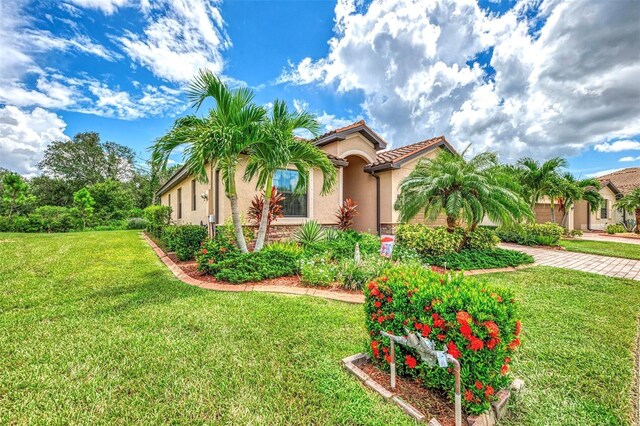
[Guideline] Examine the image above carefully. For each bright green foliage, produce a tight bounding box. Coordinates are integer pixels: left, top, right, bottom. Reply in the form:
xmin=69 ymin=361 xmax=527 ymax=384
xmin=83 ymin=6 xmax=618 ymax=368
xmin=465 ymin=227 xmax=500 ymax=250
xmin=338 ymin=256 xmax=391 ymax=291
xmin=496 ymin=222 xmax=564 ymax=246
xmin=73 ymin=188 xmax=95 ymax=229
xmin=515 ymin=156 xmax=568 ymax=208
xmin=606 ymin=223 xmax=626 ymax=234
xmin=423 ymin=249 xmax=533 ymax=270
xmin=395 ymin=224 xmax=464 ymax=257
xmin=143 ymin=205 xmax=172 ymax=236
xmin=293 ymin=220 xmax=326 ymax=245
xmin=161 ymin=225 xmax=208 ymax=261
xmin=552 ymin=173 xmax=602 ymax=227
xmin=302 ymin=229 xmax=381 ymax=260
xmin=299 ymin=257 xmax=338 ymax=287
xmin=126 ymin=217 xmax=148 ymax=230
xmin=395 ymin=148 xmax=531 ymax=231
xmin=208 ymin=246 xmax=301 ymax=283
xmin=365 ymin=265 xmax=520 ymax=415
xmin=1 ymin=173 xmax=33 ymax=218
xmin=196 ymin=232 xmax=241 ymax=270
xmin=87 ymin=179 xmax=135 ymax=221
xmin=614 ymin=186 xmax=640 ymax=233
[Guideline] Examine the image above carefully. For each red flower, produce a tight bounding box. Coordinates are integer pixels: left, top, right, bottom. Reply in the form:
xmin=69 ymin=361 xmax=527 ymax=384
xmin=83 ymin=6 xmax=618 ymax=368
xmin=385 ymin=354 xmax=392 ymax=363
xmin=486 ymin=337 xmax=500 ymax=350
xmin=432 ymin=313 xmax=445 ymax=329
xmin=415 ymin=322 xmax=423 ymax=330
xmin=405 ymin=355 xmax=418 ymax=369
xmin=387 ymin=297 xmax=393 ymax=303
xmin=447 ymin=341 xmax=462 ymax=359
xmin=515 ymin=320 xmax=522 ymax=336
xmin=468 ymin=337 xmax=484 ymax=351
xmin=500 ymin=364 xmax=509 ymax=375
xmin=367 ymin=281 xmax=376 ymax=290
xmin=504 ymin=357 xmax=511 ymax=363
xmin=484 ymin=321 xmax=500 ymax=338
xmin=508 ymin=338 xmax=521 ymax=351
xmin=465 ymin=390 xmax=474 ymax=401
xmin=380 ymin=276 xmax=388 ymax=282
xmin=421 ymin=324 xmax=432 ymax=337
xmin=371 ymin=340 xmax=380 ymax=357
xmin=437 ymin=333 xmax=446 ymax=341
xmin=374 ymin=301 xmax=382 ymax=308
xmin=389 ymin=313 xmax=395 ymax=320
xmin=456 ymin=311 xmax=472 ymax=325
xmin=459 ymin=322 xmax=472 ymax=339
xmin=377 ymin=316 xmax=385 ymax=324
xmin=485 ymin=385 xmax=494 ymax=397
xmin=371 ymin=288 xmax=380 ymax=297
xmin=475 ymin=380 xmax=483 ymax=390
xmin=220 ymin=247 xmax=226 ymax=253
xmin=382 ymin=346 xmax=389 ymax=354
xmin=202 ymin=249 xmax=208 ymax=254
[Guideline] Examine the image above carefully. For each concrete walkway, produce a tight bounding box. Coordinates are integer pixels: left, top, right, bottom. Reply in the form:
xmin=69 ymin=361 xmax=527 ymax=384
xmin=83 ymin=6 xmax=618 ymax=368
xmin=500 ymin=243 xmax=640 ymax=280
xmin=578 ymin=233 xmax=640 ymax=245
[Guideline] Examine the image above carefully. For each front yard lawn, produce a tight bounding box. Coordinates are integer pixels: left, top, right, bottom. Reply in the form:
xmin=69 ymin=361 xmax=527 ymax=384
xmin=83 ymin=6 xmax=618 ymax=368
xmin=1 ymin=231 xmax=638 ymax=425
xmin=560 ymin=238 xmax=640 ymax=260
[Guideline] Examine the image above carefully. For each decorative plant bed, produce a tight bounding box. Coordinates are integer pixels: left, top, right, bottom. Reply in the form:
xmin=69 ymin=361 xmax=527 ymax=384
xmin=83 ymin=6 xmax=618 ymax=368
xmin=343 ymin=353 xmax=524 ymax=426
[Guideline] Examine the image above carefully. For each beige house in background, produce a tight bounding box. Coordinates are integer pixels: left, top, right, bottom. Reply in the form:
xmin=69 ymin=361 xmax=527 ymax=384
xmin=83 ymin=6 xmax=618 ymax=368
xmin=156 ymin=120 xmax=456 ymax=236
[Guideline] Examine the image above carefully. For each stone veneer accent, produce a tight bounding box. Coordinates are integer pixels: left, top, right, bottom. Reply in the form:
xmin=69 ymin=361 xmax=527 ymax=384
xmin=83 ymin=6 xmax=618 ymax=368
xmin=380 ymin=223 xmax=401 ymax=235
xmin=221 ymin=223 xmax=340 ymax=242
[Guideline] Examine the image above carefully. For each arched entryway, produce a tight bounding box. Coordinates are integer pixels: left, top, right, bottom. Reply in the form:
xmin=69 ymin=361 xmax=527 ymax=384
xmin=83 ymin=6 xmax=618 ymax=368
xmin=342 ymin=154 xmax=378 ymax=233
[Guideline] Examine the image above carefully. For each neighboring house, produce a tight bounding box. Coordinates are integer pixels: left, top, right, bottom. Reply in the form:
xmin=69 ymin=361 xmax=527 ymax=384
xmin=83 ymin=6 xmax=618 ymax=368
xmin=156 ymin=120 xmax=456 ymax=237
xmin=534 ymin=167 xmax=640 ymax=231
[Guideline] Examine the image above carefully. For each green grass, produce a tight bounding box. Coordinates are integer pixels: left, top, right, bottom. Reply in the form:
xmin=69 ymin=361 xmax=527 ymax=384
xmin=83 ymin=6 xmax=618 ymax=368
xmin=560 ymin=238 xmax=640 ymax=260
xmin=1 ymin=231 xmax=638 ymax=425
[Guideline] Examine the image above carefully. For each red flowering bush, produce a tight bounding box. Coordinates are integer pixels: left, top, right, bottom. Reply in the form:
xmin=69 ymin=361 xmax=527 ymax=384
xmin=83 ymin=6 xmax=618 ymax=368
xmin=196 ymin=231 xmax=240 ymax=273
xmin=365 ymin=265 xmax=521 ymax=415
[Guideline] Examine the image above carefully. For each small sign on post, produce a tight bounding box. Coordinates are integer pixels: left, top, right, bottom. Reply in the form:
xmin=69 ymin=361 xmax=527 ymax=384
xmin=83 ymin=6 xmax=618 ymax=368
xmin=380 ymin=235 xmax=395 ymax=258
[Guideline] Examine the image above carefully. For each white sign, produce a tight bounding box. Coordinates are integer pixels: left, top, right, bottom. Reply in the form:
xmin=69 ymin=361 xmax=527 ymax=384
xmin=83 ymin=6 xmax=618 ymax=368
xmin=380 ymin=235 xmax=395 ymax=258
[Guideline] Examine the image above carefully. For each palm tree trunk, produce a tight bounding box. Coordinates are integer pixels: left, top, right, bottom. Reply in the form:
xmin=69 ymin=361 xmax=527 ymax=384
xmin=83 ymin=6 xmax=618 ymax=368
xmin=254 ymin=177 xmax=273 ymax=251
xmin=549 ymin=200 xmax=556 ymax=224
xmin=446 ymin=216 xmax=457 ymax=232
xmin=635 ymin=208 xmax=640 ymax=234
xmin=227 ymin=169 xmax=249 ymax=253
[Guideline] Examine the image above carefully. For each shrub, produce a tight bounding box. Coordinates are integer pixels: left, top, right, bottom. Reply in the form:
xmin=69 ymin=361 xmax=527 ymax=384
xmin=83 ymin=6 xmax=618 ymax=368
xmin=563 ymin=228 xmax=583 ymax=238
xmin=423 ymin=249 xmax=534 ymax=270
xmin=161 ymin=225 xmax=208 ymax=261
xmin=247 ymin=187 xmax=284 ymax=230
xmin=126 ymin=217 xmax=148 ymax=230
xmin=30 ymin=206 xmax=79 ymax=232
xmin=465 ymin=228 xmax=499 ymax=250
xmin=606 ymin=223 xmax=625 ymax=234
xmin=304 ymin=229 xmax=380 ymax=261
xmin=365 ymin=265 xmax=521 ymax=415
xmin=293 ymin=220 xmax=326 ymax=245
xmin=212 ymin=248 xmax=300 ymax=283
xmin=395 ymin=224 xmax=464 ymax=257
xmin=90 ymin=220 xmax=126 ymax=231
xmin=338 ymin=256 xmax=390 ymax=291
xmin=496 ymin=222 xmax=563 ymax=246
xmin=143 ymin=205 xmax=172 ymax=237
xmin=196 ymin=234 xmax=241 ymax=273
xmin=299 ymin=257 xmax=339 ymax=287
xmin=335 ymin=198 xmax=358 ymax=231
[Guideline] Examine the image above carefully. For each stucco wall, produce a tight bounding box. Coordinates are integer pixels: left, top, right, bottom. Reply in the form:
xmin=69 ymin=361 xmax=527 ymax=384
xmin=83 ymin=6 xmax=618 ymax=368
xmin=586 ymin=186 xmax=622 ymax=230
xmin=533 ymin=203 xmax=565 ymax=225
xmin=343 ymin=155 xmax=378 ymax=232
xmin=159 ymin=167 xmax=214 ymax=225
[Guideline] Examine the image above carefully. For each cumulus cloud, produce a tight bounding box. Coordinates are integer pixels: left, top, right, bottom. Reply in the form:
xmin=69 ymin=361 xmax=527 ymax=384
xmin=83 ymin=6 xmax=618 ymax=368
xmin=594 ymin=140 xmax=640 ymax=153
xmin=0 ymin=106 xmax=68 ymax=176
xmin=292 ymin=98 xmax=359 ymax=138
xmin=118 ymin=0 xmax=230 ymax=83
xmin=619 ymin=156 xmax=640 ymax=162
xmin=68 ymin=0 xmax=129 ymax=15
xmin=280 ymin=0 xmax=640 ymax=160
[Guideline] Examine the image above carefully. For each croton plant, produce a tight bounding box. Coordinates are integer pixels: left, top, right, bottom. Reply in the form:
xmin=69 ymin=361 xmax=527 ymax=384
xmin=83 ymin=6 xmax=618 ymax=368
xmin=364 ymin=264 xmax=521 ymax=415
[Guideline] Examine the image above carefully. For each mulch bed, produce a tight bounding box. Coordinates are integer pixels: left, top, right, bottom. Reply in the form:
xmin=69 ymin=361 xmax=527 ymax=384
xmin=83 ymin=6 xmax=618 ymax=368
xmin=360 ymin=361 xmax=467 ymax=426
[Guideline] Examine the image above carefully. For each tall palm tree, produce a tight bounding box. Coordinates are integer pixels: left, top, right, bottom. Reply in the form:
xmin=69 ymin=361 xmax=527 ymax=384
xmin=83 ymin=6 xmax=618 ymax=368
xmin=151 ymin=70 xmax=266 ymax=253
xmin=394 ymin=148 xmax=532 ymax=233
xmin=615 ymin=186 xmax=640 ymax=233
xmin=246 ymin=100 xmax=336 ymax=250
xmin=555 ymin=173 xmax=603 ymax=228
xmin=516 ymin=157 xmax=568 ymax=223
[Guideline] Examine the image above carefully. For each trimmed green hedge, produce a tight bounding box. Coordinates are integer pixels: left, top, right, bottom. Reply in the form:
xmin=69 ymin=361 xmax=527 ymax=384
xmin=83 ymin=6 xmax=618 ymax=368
xmin=161 ymin=225 xmax=208 ymax=261
xmin=496 ymin=222 xmax=563 ymax=246
xmin=423 ymin=248 xmax=534 ymax=270
xmin=365 ymin=264 xmax=521 ymax=415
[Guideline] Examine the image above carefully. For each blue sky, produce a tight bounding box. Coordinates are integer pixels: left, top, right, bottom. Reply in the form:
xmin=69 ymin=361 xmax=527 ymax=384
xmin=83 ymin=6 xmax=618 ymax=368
xmin=1 ymin=0 xmax=639 ymax=178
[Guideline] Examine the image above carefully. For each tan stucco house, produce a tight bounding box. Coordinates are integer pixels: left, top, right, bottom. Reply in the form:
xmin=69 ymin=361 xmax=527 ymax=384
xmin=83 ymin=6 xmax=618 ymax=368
xmin=156 ymin=120 xmax=456 ymax=237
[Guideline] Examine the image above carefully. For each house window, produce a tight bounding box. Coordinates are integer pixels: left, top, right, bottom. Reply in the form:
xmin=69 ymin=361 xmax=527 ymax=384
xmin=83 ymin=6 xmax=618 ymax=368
xmin=177 ymin=188 xmax=182 ymax=219
xmin=274 ymin=169 xmax=307 ymax=217
xmin=191 ymin=180 xmax=197 ymax=211
xmin=600 ymin=200 xmax=608 ymax=219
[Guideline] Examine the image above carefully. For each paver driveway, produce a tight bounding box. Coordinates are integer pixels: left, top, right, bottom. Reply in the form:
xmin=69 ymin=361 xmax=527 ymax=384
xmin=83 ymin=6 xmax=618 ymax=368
xmin=500 ymin=243 xmax=640 ymax=281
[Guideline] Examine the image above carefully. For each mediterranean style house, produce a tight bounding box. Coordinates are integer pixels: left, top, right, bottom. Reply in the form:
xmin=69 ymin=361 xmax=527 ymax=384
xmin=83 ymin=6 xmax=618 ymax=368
xmin=535 ymin=167 xmax=640 ymax=231
xmin=156 ymin=120 xmax=456 ymax=237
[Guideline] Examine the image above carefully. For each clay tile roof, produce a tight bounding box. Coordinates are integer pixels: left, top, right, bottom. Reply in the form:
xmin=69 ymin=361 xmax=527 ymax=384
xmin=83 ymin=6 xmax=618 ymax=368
xmin=368 ymin=136 xmax=447 ymax=167
xmin=597 ymin=167 xmax=640 ymax=195
xmin=314 ymin=120 xmax=367 ymax=141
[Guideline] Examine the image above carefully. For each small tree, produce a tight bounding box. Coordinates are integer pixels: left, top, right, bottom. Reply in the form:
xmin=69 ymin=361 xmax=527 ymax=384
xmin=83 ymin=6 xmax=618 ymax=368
xmin=335 ymin=198 xmax=359 ymax=230
xmin=615 ymin=187 xmax=640 ymax=234
xmin=247 ymin=187 xmax=285 ymax=238
xmin=2 ymin=173 xmax=32 ymax=218
xmin=73 ymin=188 xmax=95 ymax=229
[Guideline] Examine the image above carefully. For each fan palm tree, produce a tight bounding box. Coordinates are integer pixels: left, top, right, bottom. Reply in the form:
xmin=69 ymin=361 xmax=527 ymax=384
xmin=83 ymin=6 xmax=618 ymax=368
xmin=246 ymin=100 xmax=336 ymax=250
xmin=394 ymin=147 xmax=532 ymax=233
xmin=615 ymin=186 xmax=640 ymax=233
xmin=151 ymin=70 xmax=266 ymax=253
xmin=516 ymin=157 xmax=568 ymax=222
xmin=554 ymin=173 xmax=603 ymax=228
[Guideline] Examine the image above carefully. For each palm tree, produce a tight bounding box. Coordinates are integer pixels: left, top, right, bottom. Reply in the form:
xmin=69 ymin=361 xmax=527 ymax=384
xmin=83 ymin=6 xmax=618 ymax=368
xmin=615 ymin=187 xmax=640 ymax=233
xmin=394 ymin=148 xmax=532 ymax=233
xmin=245 ymin=100 xmax=336 ymax=250
xmin=151 ymin=70 xmax=266 ymax=253
xmin=554 ymin=173 xmax=603 ymax=228
xmin=516 ymin=157 xmax=568 ymax=223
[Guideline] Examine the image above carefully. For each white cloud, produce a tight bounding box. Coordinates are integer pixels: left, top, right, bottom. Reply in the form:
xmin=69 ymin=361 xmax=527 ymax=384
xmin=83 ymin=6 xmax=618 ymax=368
xmin=280 ymin=0 xmax=640 ymax=161
xmin=292 ymin=98 xmax=359 ymax=138
xmin=0 ymin=106 xmax=68 ymax=176
xmin=594 ymin=140 xmax=640 ymax=153
xmin=118 ymin=0 xmax=230 ymax=83
xmin=68 ymin=0 xmax=129 ymax=15
xmin=619 ymin=156 xmax=640 ymax=162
